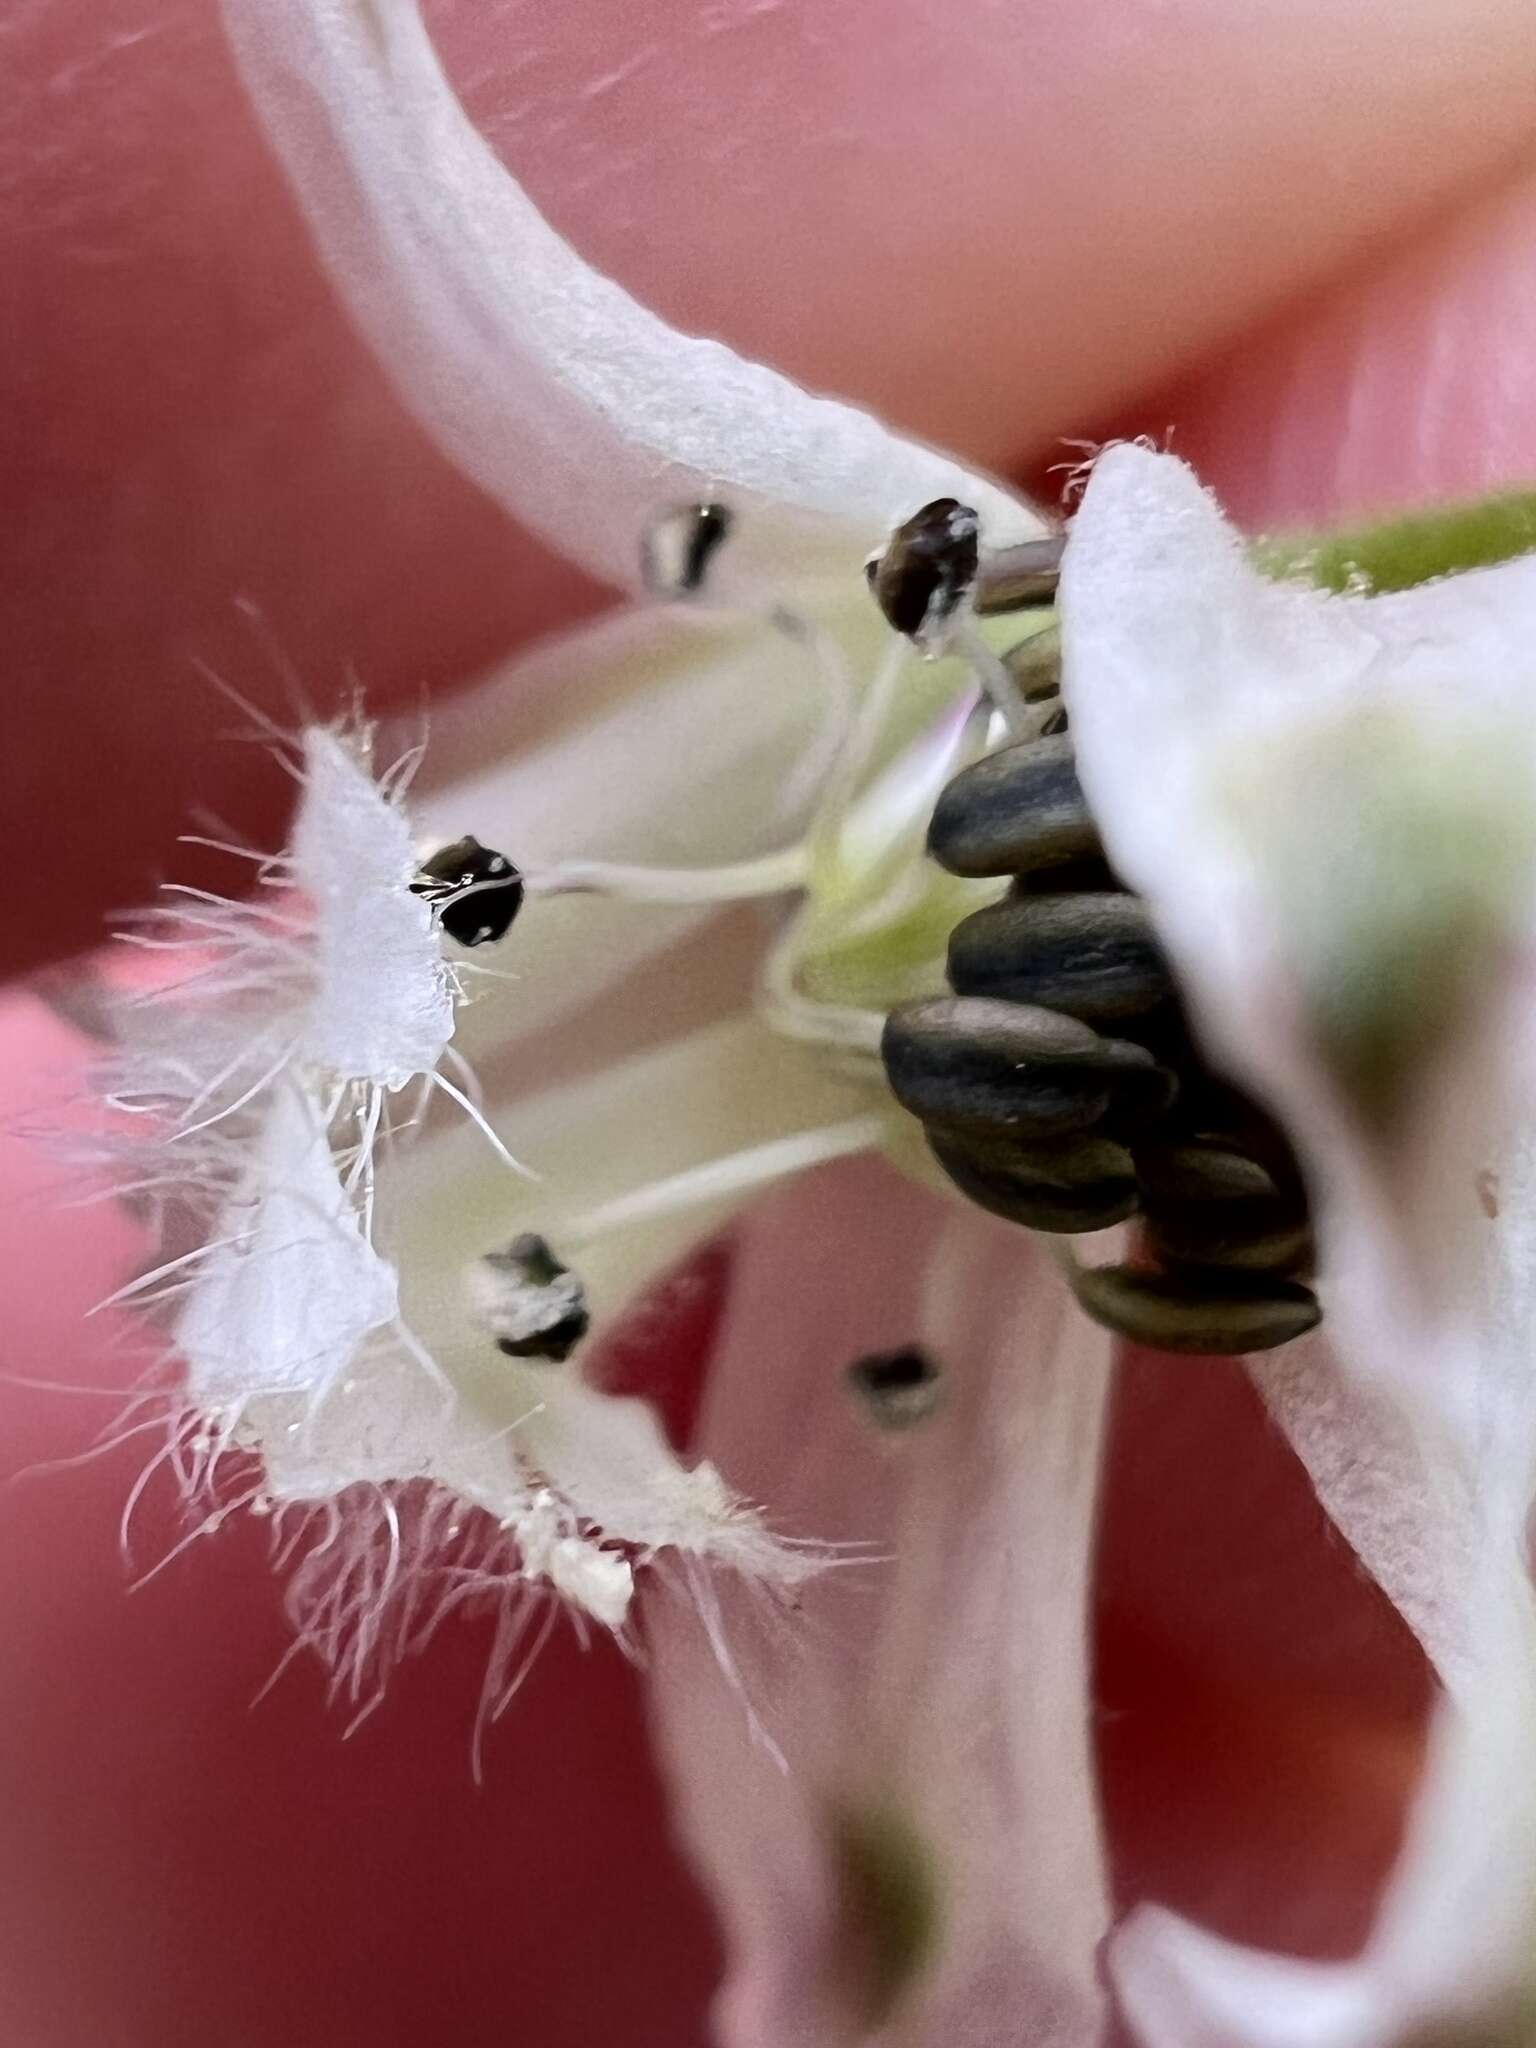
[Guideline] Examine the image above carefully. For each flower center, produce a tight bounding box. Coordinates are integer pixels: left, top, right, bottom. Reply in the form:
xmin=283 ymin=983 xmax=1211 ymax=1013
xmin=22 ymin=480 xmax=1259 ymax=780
xmin=414 ymin=496 xmax=1323 ymax=1362
xmin=871 ymin=500 xmax=1322 ymax=1357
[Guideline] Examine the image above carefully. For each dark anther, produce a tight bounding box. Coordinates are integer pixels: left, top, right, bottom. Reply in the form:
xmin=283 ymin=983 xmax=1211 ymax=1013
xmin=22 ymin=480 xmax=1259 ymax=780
xmin=641 ymin=501 xmax=734 ymax=597
xmin=847 ymin=1345 xmax=942 ymax=1429
xmin=1068 ymin=1263 xmax=1322 ymax=1355
xmin=928 ymin=734 xmax=1100 ymax=879
xmin=476 ymin=1232 xmax=590 ymax=1363
xmin=882 ymin=996 xmax=1174 ymax=1139
xmin=866 ymin=498 xmax=981 ymax=641
xmin=877 ymin=606 xmax=1324 ymax=1352
xmin=1001 ymin=625 xmax=1063 ymax=701
xmin=948 ymin=893 xmax=1173 ymax=1023
xmin=1008 ymin=855 xmax=1122 ymax=897
xmin=1135 ymin=1141 xmax=1312 ymax=1275
xmin=928 ymin=1130 xmax=1140 ymax=1235
xmin=411 ymin=834 xmax=525 ymax=948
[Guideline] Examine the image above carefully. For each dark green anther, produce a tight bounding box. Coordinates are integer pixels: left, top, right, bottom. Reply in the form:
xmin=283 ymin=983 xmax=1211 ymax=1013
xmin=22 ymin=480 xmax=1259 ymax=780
xmin=948 ymin=893 xmax=1173 ymax=1022
xmin=1070 ymin=1263 xmax=1321 ymax=1354
xmin=928 ymin=734 xmax=1100 ymax=879
xmin=930 ymin=1130 xmax=1139 ymax=1234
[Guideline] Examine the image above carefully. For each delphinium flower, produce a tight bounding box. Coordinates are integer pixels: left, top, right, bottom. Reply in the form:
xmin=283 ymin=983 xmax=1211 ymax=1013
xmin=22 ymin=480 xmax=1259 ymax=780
xmin=24 ymin=4 xmax=1536 ymax=2048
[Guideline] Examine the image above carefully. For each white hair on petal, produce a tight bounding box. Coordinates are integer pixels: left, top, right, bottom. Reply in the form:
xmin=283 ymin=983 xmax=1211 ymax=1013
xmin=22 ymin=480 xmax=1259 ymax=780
xmin=84 ymin=716 xmax=831 ymax=1728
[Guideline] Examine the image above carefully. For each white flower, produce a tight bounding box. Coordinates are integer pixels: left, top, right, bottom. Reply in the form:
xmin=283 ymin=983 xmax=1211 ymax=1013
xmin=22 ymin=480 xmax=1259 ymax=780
xmin=102 ymin=2 xmax=1536 ymax=2039
xmin=1062 ymin=443 xmax=1536 ymax=2047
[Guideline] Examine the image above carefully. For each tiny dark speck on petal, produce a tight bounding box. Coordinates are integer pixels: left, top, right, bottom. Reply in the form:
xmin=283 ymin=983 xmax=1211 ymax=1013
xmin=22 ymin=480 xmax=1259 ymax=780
xmin=826 ymin=1798 xmax=944 ymax=2028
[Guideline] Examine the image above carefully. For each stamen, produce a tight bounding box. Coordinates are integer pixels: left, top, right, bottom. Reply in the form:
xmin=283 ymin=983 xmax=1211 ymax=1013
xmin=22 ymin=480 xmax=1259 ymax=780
xmin=642 ymin=497 xmax=861 ymax=822
xmin=865 ymin=498 xmax=980 ymax=645
xmin=558 ymin=1113 xmax=888 ymax=1251
xmin=758 ymin=936 xmax=887 ymax=1059
xmin=640 ymin=501 xmax=735 ymax=599
xmin=471 ymin=1234 xmax=591 ymax=1363
xmin=927 ymin=731 xmax=1100 ymax=878
xmin=806 ymin=635 xmax=911 ymax=872
xmin=1001 ymin=622 xmax=1063 ymax=702
xmin=524 ymin=844 xmax=809 ymax=906
xmin=865 ymin=501 xmax=1051 ymax=736
xmin=972 ymin=534 xmax=1065 ymax=614
xmin=1066 ymin=1260 xmax=1322 ymax=1355
xmin=953 ymin=623 xmax=1032 ymax=739
xmin=411 ymin=835 xmax=525 ymax=947
xmin=847 ymin=1345 xmax=943 ymax=1430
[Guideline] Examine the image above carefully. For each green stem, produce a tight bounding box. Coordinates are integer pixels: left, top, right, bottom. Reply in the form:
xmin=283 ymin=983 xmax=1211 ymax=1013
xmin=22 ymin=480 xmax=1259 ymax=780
xmin=1255 ymin=487 xmax=1536 ymax=594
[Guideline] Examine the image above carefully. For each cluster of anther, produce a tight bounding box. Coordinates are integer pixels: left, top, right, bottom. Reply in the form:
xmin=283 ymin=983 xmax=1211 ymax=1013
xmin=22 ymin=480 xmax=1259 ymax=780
xmin=873 ymin=503 xmax=1323 ymax=1356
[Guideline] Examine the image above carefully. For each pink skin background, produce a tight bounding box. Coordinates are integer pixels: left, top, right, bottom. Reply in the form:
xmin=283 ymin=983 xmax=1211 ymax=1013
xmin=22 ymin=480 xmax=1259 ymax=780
xmin=5 ymin=1 xmax=1536 ymax=2039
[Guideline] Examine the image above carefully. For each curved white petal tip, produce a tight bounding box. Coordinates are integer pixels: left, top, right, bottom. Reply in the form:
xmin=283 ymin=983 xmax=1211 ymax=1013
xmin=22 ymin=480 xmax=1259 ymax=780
xmin=1111 ymin=1908 xmax=1376 ymax=2048
xmin=222 ymin=0 xmax=1046 ymax=592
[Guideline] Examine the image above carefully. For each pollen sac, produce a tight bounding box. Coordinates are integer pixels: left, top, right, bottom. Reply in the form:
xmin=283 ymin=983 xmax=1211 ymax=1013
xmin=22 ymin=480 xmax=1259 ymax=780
xmin=891 ymin=689 xmax=1324 ymax=1352
xmin=1136 ymin=1140 xmax=1313 ymax=1275
xmin=411 ymin=835 xmax=525 ymax=948
xmin=866 ymin=498 xmax=980 ymax=643
xmin=882 ymin=996 xmax=1173 ymax=1139
xmin=929 ymin=1130 xmax=1140 ymax=1234
xmin=641 ymin=500 xmax=734 ymax=598
xmin=1001 ymin=624 xmax=1063 ymax=701
xmin=928 ymin=734 xmax=1101 ymax=879
xmin=1068 ymin=1262 xmax=1322 ymax=1355
xmin=473 ymin=1233 xmax=590 ymax=1363
xmin=847 ymin=1345 xmax=943 ymax=1430
xmin=948 ymin=892 xmax=1173 ymax=1023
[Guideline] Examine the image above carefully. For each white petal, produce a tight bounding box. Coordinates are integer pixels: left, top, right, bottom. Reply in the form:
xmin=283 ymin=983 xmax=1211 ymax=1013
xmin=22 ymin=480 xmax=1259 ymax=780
xmin=293 ymin=727 xmax=453 ymax=1087
xmin=647 ymin=1158 xmax=1111 ymax=2046
xmin=210 ymin=1017 xmax=876 ymax=1645
xmin=1111 ymin=1910 xmax=1374 ymax=2048
xmin=176 ymin=1081 xmax=399 ymax=1405
xmin=1062 ymin=444 xmax=1536 ymax=1452
xmin=1063 ymin=446 xmax=1536 ymax=2042
xmin=221 ymin=0 xmax=1045 ymax=594
xmin=1112 ymin=1628 xmax=1536 ymax=2048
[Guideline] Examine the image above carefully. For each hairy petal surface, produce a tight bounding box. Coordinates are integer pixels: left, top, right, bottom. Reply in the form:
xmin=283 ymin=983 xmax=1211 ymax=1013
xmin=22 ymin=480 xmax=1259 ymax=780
xmin=194 ymin=1016 xmax=879 ymax=1652
xmin=647 ymin=1157 xmax=1111 ymax=2048
xmin=221 ymin=0 xmax=1045 ymax=598
xmin=1061 ymin=445 xmax=1536 ymax=2043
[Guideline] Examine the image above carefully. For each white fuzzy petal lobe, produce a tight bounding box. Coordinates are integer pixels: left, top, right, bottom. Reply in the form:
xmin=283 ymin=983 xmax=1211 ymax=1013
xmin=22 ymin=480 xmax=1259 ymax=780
xmin=108 ymin=716 xmax=827 ymax=1663
xmin=293 ymin=728 xmax=452 ymax=1087
xmin=176 ymin=1082 xmax=400 ymax=1405
xmin=221 ymin=0 xmax=1046 ymax=593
